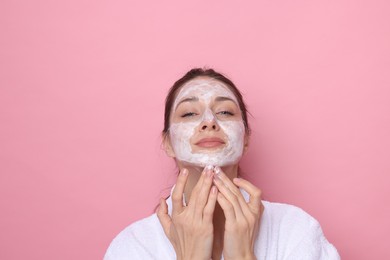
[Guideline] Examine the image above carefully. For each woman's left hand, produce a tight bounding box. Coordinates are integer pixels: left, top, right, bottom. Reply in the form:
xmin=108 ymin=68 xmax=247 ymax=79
xmin=213 ymin=167 xmax=264 ymax=260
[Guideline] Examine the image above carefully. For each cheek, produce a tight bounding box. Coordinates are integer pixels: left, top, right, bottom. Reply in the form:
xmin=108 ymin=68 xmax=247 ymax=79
xmin=219 ymin=121 xmax=245 ymax=144
xmin=169 ymin=122 xmax=198 ymax=145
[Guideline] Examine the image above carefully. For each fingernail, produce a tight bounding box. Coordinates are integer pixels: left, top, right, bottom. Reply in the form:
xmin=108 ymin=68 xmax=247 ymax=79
xmin=182 ymin=169 xmax=188 ymax=176
xmin=214 ymin=166 xmax=221 ymax=175
xmin=204 ymin=165 xmax=213 ymax=176
xmin=206 ymin=165 xmax=214 ymax=171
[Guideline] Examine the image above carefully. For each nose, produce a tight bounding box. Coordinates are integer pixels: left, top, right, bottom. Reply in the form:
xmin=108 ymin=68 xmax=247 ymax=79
xmin=200 ymin=118 xmax=220 ymax=131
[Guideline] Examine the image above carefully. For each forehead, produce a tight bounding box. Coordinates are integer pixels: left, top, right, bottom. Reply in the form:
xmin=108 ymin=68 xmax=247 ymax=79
xmin=174 ymin=78 xmax=238 ymax=108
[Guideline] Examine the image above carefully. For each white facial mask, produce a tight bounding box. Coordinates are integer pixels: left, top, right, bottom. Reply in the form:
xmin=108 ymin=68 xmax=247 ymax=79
xmin=169 ymin=79 xmax=246 ymax=167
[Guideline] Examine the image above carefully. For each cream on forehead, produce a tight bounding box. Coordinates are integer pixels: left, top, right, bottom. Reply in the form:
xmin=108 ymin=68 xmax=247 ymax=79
xmin=173 ymin=79 xmax=238 ymax=110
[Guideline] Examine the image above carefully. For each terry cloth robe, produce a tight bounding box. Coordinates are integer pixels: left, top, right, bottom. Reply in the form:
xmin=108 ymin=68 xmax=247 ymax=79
xmin=104 ymin=188 xmax=340 ymax=260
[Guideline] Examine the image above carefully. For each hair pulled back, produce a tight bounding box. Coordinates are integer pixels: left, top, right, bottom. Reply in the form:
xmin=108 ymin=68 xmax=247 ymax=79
xmin=163 ymin=68 xmax=251 ymax=137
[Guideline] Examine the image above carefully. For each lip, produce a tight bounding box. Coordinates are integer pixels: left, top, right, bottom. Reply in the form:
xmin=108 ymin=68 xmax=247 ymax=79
xmin=195 ymin=137 xmax=225 ymax=148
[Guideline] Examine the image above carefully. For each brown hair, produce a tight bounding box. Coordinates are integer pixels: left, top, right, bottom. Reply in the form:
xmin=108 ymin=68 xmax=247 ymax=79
xmin=162 ymin=68 xmax=251 ymax=136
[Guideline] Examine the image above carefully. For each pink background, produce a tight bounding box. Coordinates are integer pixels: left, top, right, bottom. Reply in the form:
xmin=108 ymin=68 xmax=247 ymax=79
xmin=1 ymin=1 xmax=389 ymax=259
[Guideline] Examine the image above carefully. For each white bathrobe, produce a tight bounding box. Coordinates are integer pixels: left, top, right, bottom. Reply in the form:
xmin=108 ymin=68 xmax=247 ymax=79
xmin=104 ymin=189 xmax=340 ymax=260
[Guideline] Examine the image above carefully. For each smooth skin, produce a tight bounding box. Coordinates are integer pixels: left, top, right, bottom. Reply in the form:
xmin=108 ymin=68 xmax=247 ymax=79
xmin=157 ymin=165 xmax=263 ymax=260
xmin=213 ymin=166 xmax=263 ymax=260
xmin=158 ymin=166 xmax=217 ymax=260
xmin=158 ymin=77 xmax=264 ymax=259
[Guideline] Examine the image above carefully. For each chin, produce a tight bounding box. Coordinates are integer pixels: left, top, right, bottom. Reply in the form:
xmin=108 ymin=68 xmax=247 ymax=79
xmin=181 ymin=155 xmax=240 ymax=168
xmin=175 ymin=145 xmax=243 ymax=169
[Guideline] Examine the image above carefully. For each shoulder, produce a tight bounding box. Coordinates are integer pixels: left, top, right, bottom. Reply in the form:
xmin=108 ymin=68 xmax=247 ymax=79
xmin=262 ymin=200 xmax=319 ymax=231
xmin=104 ymin=214 xmax=174 ymax=260
xmin=259 ymin=201 xmax=340 ymax=260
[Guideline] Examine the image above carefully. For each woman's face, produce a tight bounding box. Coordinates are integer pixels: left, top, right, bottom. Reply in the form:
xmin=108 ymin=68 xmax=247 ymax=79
xmin=166 ymin=77 xmax=247 ymax=167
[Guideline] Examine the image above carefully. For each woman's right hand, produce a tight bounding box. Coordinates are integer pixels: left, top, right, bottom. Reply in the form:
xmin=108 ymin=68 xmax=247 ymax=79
xmin=157 ymin=166 xmax=218 ymax=260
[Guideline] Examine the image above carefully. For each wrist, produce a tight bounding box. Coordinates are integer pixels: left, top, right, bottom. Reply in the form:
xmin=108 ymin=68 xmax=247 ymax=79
xmin=176 ymin=254 xmax=210 ymax=260
xmin=246 ymin=253 xmax=257 ymax=260
xmin=225 ymin=254 xmax=256 ymax=260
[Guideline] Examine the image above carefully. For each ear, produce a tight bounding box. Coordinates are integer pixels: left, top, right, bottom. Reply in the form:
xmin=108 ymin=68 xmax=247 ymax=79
xmin=163 ymin=134 xmax=176 ymax=158
xmin=243 ymin=134 xmax=250 ymax=154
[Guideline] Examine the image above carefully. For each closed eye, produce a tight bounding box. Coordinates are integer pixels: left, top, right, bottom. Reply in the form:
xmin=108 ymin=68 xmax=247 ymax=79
xmin=181 ymin=112 xmax=198 ymax=118
xmin=217 ymin=111 xmax=234 ymax=116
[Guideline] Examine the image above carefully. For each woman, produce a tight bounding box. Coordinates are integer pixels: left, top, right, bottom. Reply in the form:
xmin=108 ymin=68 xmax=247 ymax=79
xmin=104 ymin=68 xmax=340 ymax=260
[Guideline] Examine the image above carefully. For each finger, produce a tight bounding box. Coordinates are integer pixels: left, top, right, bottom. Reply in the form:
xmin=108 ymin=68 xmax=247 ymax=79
xmin=171 ymin=168 xmax=189 ymax=215
xmin=156 ymin=198 xmax=172 ymax=237
xmin=194 ymin=166 xmax=214 ymax=216
xmin=214 ymin=167 xmax=255 ymax=216
xmin=213 ymin=175 xmax=245 ymax=220
xmin=214 ymin=166 xmax=244 ymax=198
xmin=214 ymin=166 xmax=248 ymax=212
xmin=216 ymin=191 xmax=236 ymax=221
xmin=186 ymin=166 xmax=208 ymax=207
xmin=203 ymin=185 xmax=218 ymax=223
xmin=233 ymin=177 xmax=262 ymax=213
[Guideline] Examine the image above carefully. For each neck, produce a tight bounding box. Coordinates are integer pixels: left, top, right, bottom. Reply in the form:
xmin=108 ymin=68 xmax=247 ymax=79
xmin=178 ymin=163 xmax=239 ymax=204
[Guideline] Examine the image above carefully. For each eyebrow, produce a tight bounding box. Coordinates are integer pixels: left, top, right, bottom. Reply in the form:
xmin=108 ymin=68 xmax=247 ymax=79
xmin=175 ymin=96 xmax=199 ymax=110
xmin=214 ymin=96 xmax=237 ymax=104
xmin=175 ymin=96 xmax=238 ymax=110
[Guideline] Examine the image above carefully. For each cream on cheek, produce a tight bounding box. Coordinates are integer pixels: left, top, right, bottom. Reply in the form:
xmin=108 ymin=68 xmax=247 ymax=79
xmin=169 ymin=81 xmax=246 ymax=167
xmin=169 ymin=120 xmax=245 ymax=167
